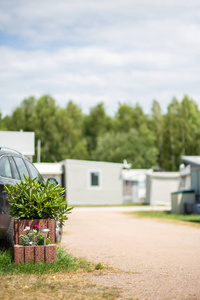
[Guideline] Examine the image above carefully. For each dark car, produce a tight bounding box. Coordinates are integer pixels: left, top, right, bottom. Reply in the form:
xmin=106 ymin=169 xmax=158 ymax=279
xmin=0 ymin=146 xmax=62 ymax=248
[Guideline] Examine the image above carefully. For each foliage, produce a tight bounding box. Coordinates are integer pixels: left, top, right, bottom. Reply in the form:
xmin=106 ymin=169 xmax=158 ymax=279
xmin=0 ymin=246 xmax=92 ymax=274
xmin=4 ymin=176 xmax=73 ymax=225
xmin=130 ymin=210 xmax=200 ymax=224
xmin=19 ymin=226 xmax=51 ymax=246
xmin=0 ymin=248 xmax=114 ymax=300
xmin=2 ymin=94 xmax=200 ymax=171
xmin=93 ymin=129 xmax=158 ymax=168
xmin=162 ymin=96 xmax=200 ymax=170
xmin=3 ymin=96 xmax=36 ymax=132
xmin=83 ymin=102 xmax=113 ymax=154
xmin=114 ymin=102 xmax=148 ymax=132
xmin=95 ymin=262 xmax=104 ymax=270
xmin=55 ymin=101 xmax=89 ymax=161
xmin=34 ymin=95 xmax=60 ymax=162
xmin=150 ymin=100 xmax=165 ymax=169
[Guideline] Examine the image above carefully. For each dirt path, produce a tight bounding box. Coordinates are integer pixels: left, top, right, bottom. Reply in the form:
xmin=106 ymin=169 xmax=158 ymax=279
xmin=61 ymin=207 xmax=200 ymax=300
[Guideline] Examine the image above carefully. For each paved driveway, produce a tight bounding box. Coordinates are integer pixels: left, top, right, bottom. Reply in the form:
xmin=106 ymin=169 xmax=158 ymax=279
xmin=62 ymin=206 xmax=200 ymax=299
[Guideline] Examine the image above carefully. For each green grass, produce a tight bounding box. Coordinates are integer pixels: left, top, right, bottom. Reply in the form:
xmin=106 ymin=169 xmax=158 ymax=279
xmin=130 ymin=210 xmax=200 ymax=225
xmin=0 ymin=246 xmax=92 ymax=275
xmin=0 ymin=247 xmax=120 ymax=300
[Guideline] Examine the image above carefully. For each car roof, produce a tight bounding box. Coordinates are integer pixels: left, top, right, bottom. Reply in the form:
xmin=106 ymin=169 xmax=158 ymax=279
xmin=0 ymin=147 xmax=24 ymax=157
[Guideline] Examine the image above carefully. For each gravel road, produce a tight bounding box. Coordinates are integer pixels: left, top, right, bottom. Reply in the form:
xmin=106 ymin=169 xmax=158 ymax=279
xmin=62 ymin=207 xmax=200 ymax=300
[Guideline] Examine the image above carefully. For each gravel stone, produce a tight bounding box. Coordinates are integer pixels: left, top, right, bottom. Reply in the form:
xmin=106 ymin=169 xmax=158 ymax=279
xmin=62 ymin=207 xmax=200 ymax=299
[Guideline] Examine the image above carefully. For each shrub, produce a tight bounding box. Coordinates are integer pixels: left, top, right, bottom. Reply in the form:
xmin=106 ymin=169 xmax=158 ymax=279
xmin=4 ymin=176 xmax=73 ymax=225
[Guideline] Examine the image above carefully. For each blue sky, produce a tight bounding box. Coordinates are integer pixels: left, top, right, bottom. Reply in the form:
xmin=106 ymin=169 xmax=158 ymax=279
xmin=0 ymin=0 xmax=200 ymax=117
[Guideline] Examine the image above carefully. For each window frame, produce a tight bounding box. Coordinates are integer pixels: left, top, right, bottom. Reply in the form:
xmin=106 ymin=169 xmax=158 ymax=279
xmin=9 ymin=156 xmax=21 ymax=180
xmin=88 ymin=169 xmax=102 ymax=190
xmin=25 ymin=159 xmax=44 ymax=183
xmin=12 ymin=156 xmax=30 ymax=180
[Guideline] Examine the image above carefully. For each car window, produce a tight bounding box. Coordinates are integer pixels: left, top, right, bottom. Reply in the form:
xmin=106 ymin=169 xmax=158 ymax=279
xmin=10 ymin=157 xmax=21 ymax=180
xmin=25 ymin=159 xmax=43 ymax=183
xmin=13 ymin=156 xmax=29 ymax=179
xmin=0 ymin=156 xmax=12 ymax=178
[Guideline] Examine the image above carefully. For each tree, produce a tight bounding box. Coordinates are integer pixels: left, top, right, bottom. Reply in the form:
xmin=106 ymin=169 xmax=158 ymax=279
xmin=93 ymin=129 xmax=158 ymax=168
xmin=0 ymin=112 xmax=7 ymax=130
xmin=114 ymin=103 xmax=135 ymax=131
xmin=114 ymin=102 xmax=149 ymax=132
xmin=150 ymin=100 xmax=165 ymax=169
xmin=162 ymin=96 xmax=200 ymax=171
xmin=83 ymin=103 xmax=112 ymax=155
xmin=179 ymin=95 xmax=200 ymax=155
xmin=34 ymin=95 xmax=59 ymax=162
xmin=5 ymin=97 xmax=36 ymax=131
xmin=163 ymin=98 xmax=181 ymax=170
xmin=55 ymin=101 xmax=88 ymax=160
xmin=3 ymin=94 xmax=200 ymax=169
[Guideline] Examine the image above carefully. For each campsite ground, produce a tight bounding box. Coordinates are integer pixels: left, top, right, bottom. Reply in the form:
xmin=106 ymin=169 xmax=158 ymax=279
xmin=62 ymin=206 xmax=200 ymax=300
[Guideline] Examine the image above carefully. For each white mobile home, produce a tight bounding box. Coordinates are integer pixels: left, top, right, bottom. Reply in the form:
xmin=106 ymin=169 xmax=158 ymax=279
xmin=35 ymin=159 xmax=152 ymax=205
xmin=35 ymin=159 xmax=178 ymax=206
xmin=146 ymin=172 xmax=180 ymax=206
xmin=34 ymin=162 xmax=63 ymax=184
xmin=62 ymin=159 xmax=123 ymax=206
xmin=121 ymin=169 xmax=153 ymax=203
xmin=170 ymin=157 xmax=200 ymax=214
xmin=181 ymin=156 xmax=200 ymax=201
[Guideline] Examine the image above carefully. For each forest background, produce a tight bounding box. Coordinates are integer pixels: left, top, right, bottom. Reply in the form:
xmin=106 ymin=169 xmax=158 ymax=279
xmin=0 ymin=95 xmax=199 ymax=171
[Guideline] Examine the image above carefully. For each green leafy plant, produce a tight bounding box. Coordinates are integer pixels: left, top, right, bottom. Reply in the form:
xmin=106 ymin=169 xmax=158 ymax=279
xmin=19 ymin=225 xmax=51 ymax=246
xmin=95 ymin=262 xmax=104 ymax=270
xmin=4 ymin=175 xmax=73 ymax=225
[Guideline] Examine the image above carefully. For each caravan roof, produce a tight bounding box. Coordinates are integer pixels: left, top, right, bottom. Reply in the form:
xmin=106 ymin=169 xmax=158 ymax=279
xmin=181 ymin=156 xmax=200 ymax=167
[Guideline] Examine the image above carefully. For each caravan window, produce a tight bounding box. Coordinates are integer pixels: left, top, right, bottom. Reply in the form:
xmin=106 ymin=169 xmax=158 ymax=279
xmin=88 ymin=170 xmax=102 ymax=189
xmin=91 ymin=172 xmax=99 ymax=186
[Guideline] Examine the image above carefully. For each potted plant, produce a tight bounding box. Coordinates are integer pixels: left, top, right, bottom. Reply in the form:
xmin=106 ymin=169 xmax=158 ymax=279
xmin=4 ymin=175 xmax=73 ymax=263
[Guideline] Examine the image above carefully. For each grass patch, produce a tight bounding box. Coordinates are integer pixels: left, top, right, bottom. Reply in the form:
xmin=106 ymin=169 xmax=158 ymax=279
xmin=0 ymin=246 xmax=92 ymax=275
xmin=95 ymin=263 xmax=104 ymax=270
xmin=129 ymin=210 xmax=200 ymax=226
xmin=0 ymin=273 xmax=120 ymax=300
xmin=0 ymin=247 xmax=120 ymax=299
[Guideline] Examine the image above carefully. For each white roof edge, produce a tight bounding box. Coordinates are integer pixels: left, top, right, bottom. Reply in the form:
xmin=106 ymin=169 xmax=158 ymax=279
xmin=147 ymin=172 xmax=180 ymax=178
xmin=181 ymin=156 xmax=200 ymax=167
xmin=122 ymin=169 xmax=153 ymax=181
xmin=34 ymin=162 xmax=63 ymax=175
xmin=64 ymin=159 xmax=123 ymax=167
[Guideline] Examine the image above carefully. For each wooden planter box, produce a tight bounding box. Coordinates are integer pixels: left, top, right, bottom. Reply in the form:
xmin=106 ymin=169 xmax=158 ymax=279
xmin=14 ymin=219 xmax=56 ymax=264
xmin=14 ymin=244 xmax=57 ymax=264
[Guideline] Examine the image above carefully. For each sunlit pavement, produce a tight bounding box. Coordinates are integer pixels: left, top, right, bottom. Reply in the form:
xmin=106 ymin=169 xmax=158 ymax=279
xmin=62 ymin=203 xmax=200 ymax=299
xmin=71 ymin=205 xmax=171 ymax=212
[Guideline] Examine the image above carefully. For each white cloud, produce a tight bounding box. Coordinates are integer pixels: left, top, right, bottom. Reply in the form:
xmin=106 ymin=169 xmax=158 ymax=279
xmin=0 ymin=0 xmax=200 ymax=117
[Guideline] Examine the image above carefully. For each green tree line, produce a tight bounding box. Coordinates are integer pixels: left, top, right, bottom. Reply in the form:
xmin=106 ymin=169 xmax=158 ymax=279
xmin=1 ymin=95 xmax=200 ymax=171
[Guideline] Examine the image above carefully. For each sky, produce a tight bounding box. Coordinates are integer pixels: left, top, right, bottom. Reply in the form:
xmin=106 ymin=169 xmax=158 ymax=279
xmin=0 ymin=0 xmax=200 ymax=117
